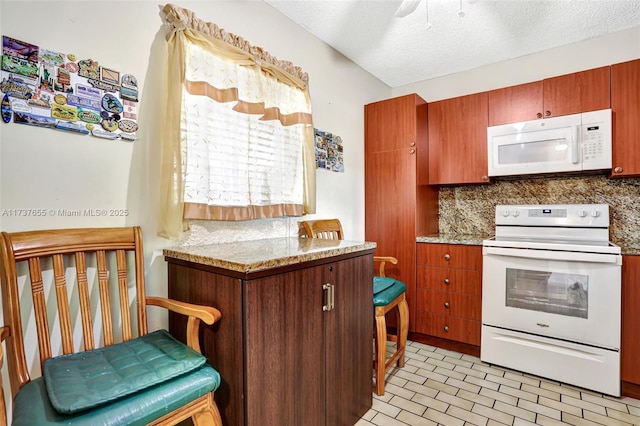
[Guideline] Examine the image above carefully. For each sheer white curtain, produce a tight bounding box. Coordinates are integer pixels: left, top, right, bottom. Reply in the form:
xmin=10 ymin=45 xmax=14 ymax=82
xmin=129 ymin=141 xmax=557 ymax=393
xmin=158 ymin=4 xmax=316 ymax=239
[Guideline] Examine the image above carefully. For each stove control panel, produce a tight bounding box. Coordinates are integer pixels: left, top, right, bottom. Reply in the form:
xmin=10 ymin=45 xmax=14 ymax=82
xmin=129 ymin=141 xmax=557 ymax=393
xmin=495 ymin=204 xmax=609 ymax=228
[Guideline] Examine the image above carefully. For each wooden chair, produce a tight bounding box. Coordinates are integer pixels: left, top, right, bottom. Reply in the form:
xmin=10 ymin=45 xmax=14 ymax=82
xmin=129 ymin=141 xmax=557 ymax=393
xmin=301 ymin=219 xmax=344 ymax=240
xmin=0 ymin=227 xmax=223 ymax=425
xmin=300 ymin=219 xmax=409 ymax=396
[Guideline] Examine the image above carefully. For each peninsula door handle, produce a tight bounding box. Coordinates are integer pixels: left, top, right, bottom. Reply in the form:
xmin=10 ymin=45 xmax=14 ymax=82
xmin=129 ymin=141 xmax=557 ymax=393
xmin=323 ymin=283 xmax=335 ymax=311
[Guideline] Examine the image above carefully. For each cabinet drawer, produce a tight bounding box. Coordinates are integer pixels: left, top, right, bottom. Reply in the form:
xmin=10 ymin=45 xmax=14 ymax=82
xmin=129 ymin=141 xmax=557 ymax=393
xmin=415 ymin=311 xmax=481 ymax=346
xmin=417 ymin=289 xmax=481 ymax=320
xmin=417 ymin=243 xmax=482 ymax=270
xmin=417 ymin=265 xmax=481 ymax=295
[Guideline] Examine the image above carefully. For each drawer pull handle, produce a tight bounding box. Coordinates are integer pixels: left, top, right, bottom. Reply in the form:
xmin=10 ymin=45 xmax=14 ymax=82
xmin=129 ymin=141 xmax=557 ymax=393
xmin=443 ymin=326 xmax=449 ymax=332
xmin=444 ymin=302 xmax=450 ymax=308
xmin=444 ymin=254 xmax=450 ymax=260
xmin=444 ymin=278 xmax=450 ymax=285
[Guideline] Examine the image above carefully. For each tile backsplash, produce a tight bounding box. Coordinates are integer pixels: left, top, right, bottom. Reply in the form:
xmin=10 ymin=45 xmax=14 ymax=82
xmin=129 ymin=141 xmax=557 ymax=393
xmin=438 ymin=174 xmax=640 ymax=244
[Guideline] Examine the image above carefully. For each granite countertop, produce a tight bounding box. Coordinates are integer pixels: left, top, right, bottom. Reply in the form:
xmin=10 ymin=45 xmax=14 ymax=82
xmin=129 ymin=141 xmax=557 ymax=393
xmin=416 ymin=234 xmax=491 ymax=246
xmin=417 ymin=234 xmax=640 ymax=255
xmin=163 ymin=237 xmax=377 ymax=273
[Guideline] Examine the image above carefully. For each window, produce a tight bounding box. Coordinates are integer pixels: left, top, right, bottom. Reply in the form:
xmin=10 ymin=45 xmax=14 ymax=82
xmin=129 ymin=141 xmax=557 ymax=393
xmin=157 ymin=4 xmax=316 ymax=239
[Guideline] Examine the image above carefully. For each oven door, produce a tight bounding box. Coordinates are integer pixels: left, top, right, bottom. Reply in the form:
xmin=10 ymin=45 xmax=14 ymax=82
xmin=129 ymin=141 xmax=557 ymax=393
xmin=482 ymin=245 xmax=621 ymax=349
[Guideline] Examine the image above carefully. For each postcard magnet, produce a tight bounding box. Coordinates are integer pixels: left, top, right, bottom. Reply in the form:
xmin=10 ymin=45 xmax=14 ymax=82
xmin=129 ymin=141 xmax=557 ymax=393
xmin=1 ymin=94 xmax=12 ymax=123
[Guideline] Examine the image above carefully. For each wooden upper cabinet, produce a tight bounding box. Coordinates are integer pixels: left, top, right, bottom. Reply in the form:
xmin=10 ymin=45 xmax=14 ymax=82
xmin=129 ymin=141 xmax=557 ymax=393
xmin=365 ymin=94 xmax=418 ymax=153
xmin=543 ymin=66 xmax=610 ymax=117
xmin=488 ymin=66 xmax=611 ymax=126
xmin=611 ymin=59 xmax=640 ymax=177
xmin=428 ymin=92 xmax=490 ymax=185
xmin=488 ymin=81 xmax=543 ymax=126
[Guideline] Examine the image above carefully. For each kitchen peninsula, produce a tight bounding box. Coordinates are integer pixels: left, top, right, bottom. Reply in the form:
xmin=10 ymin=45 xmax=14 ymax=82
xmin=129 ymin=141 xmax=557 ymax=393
xmin=164 ymin=237 xmax=376 ymax=426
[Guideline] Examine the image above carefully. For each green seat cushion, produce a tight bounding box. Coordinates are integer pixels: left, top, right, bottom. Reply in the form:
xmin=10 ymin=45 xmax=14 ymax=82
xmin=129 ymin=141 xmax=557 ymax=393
xmin=13 ymin=365 xmax=220 ymax=426
xmin=373 ymin=280 xmax=407 ymax=306
xmin=373 ymin=276 xmax=397 ymax=295
xmin=43 ymin=329 xmax=208 ymax=414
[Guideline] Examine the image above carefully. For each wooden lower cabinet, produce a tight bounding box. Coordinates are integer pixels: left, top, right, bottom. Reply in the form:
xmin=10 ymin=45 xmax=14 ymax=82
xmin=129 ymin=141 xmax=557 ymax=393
xmin=415 ymin=243 xmax=482 ymax=346
xmin=622 ymin=254 xmax=640 ymax=398
xmin=166 ymin=251 xmax=374 ymax=426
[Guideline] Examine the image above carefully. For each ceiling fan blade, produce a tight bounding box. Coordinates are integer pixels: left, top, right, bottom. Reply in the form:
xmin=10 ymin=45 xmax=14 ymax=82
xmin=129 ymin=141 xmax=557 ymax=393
xmin=395 ymin=0 xmax=422 ymax=17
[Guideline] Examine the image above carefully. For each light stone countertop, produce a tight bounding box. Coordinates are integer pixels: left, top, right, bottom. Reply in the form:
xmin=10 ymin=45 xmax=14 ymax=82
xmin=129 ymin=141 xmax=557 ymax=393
xmin=416 ymin=234 xmax=491 ymax=246
xmin=163 ymin=237 xmax=377 ymax=273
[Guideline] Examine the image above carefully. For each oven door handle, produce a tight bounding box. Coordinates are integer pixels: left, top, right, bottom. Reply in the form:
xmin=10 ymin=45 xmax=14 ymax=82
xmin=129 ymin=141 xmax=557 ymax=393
xmin=483 ymin=246 xmax=622 ymax=265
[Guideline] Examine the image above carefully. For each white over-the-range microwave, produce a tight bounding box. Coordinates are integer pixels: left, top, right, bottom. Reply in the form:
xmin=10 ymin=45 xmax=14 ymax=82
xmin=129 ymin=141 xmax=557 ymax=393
xmin=487 ymin=109 xmax=612 ymax=177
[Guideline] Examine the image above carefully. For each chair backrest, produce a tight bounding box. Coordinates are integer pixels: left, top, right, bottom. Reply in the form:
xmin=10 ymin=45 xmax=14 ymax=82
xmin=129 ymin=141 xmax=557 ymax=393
xmin=0 ymin=227 xmax=149 ymax=398
xmin=301 ymin=219 xmax=344 ymax=240
xmin=301 ymin=219 xmax=398 ymax=278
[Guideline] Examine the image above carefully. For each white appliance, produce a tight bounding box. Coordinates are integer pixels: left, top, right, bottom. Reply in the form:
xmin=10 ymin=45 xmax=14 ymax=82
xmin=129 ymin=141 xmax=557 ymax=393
xmin=481 ymin=204 xmax=622 ymax=396
xmin=487 ymin=109 xmax=612 ymax=177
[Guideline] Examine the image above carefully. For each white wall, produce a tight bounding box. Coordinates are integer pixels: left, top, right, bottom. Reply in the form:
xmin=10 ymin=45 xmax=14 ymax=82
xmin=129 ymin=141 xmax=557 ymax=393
xmin=0 ymin=0 xmax=390 ymax=418
xmin=392 ymin=26 xmax=640 ymax=101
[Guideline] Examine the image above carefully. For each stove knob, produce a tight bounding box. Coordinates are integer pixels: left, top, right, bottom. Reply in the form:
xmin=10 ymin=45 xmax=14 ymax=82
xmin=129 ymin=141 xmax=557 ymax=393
xmin=579 ymin=210 xmax=587 ymax=218
xmin=591 ymin=210 xmax=600 ymax=218
xmin=502 ymin=210 xmax=510 ymax=217
xmin=512 ymin=210 xmax=520 ymax=217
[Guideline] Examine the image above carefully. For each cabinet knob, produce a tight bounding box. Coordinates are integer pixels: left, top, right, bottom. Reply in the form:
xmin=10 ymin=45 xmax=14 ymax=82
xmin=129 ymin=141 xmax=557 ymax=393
xmin=545 ymin=110 xmax=551 ymax=117
xmin=481 ymin=175 xmax=488 ymax=181
xmin=444 ymin=254 xmax=450 ymax=261
xmin=409 ymin=141 xmax=416 ymax=147
xmin=409 ymin=149 xmax=415 ymax=154
xmin=536 ymin=112 xmax=543 ymax=119
xmin=329 ymin=266 xmax=333 ymax=272
xmin=614 ymin=166 xmax=623 ymax=173
xmin=443 ymin=326 xmax=449 ymax=332
xmin=444 ymin=302 xmax=450 ymax=308
xmin=444 ymin=278 xmax=450 ymax=285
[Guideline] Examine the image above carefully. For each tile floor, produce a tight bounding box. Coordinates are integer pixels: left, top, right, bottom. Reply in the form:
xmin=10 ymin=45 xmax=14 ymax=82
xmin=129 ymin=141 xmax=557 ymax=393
xmin=357 ymin=340 xmax=640 ymax=426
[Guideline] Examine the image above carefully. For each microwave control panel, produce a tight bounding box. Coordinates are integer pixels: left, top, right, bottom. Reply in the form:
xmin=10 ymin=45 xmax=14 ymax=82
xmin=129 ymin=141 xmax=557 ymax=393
xmin=580 ymin=108 xmax=612 ymax=169
xmin=582 ymin=124 xmax=604 ymax=161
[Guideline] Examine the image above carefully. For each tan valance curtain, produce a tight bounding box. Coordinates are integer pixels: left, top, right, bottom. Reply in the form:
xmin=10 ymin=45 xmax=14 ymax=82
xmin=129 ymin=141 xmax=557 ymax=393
xmin=158 ymin=3 xmax=316 ymax=240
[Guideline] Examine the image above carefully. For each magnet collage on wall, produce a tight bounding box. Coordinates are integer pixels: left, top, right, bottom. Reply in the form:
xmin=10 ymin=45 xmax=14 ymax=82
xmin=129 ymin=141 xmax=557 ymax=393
xmin=0 ymin=35 xmax=139 ymax=142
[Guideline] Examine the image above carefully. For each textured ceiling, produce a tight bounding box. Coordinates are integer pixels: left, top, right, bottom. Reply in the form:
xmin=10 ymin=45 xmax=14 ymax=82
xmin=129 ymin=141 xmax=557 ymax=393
xmin=264 ymin=0 xmax=640 ymax=88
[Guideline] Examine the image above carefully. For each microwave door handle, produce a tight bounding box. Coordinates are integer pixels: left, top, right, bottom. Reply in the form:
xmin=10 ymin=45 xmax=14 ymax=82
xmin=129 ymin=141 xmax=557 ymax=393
xmin=572 ymin=125 xmax=579 ymax=164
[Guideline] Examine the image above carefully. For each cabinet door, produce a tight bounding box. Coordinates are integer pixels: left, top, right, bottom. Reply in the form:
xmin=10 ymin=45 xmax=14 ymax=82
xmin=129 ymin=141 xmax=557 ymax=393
xmin=622 ymin=255 xmax=640 ymax=386
xmin=488 ymin=81 xmax=543 ymax=126
xmin=325 ymin=255 xmax=373 ymax=426
xmin=365 ymin=94 xmax=418 ymax=153
xmin=428 ymin=92 xmax=490 ymax=185
xmin=488 ymin=67 xmax=611 ymax=126
xmin=244 ymin=267 xmax=325 ymax=426
xmin=611 ymin=59 xmax=640 ymax=177
xmin=543 ymin=66 xmax=610 ymax=117
xmin=365 ymin=149 xmax=417 ymax=307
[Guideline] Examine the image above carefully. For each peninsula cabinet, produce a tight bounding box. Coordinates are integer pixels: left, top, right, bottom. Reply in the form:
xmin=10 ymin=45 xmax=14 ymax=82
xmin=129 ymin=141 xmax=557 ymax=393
xmin=611 ymin=59 xmax=640 ymax=177
xmin=428 ymin=92 xmax=490 ymax=185
xmin=415 ymin=243 xmax=482 ymax=346
xmin=621 ymin=254 xmax=640 ymax=399
xmin=488 ymin=66 xmax=611 ymax=126
xmin=164 ymin=239 xmax=375 ymax=426
xmin=365 ymin=94 xmax=438 ymax=332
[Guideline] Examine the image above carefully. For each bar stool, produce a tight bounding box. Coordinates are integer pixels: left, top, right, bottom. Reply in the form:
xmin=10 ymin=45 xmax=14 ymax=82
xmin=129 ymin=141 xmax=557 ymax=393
xmin=300 ymin=219 xmax=409 ymax=395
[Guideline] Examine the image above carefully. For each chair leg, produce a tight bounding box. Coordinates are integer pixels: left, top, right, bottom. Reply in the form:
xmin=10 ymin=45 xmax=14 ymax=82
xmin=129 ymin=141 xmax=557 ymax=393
xmin=193 ymin=393 xmax=223 ymax=426
xmin=374 ymin=312 xmax=387 ymax=396
xmin=396 ymin=297 xmax=409 ymax=368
